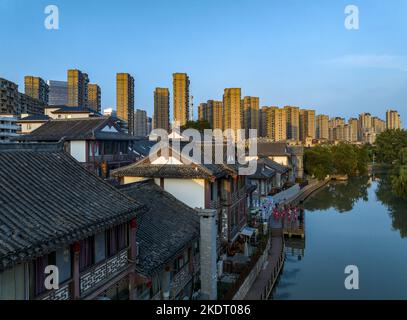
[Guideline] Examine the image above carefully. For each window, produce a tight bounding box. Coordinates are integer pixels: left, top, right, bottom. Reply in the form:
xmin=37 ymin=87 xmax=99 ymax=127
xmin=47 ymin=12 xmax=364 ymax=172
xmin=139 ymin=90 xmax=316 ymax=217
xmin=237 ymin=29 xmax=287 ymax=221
xmin=79 ymin=237 xmax=94 ymax=272
xmin=0 ymin=264 xmax=25 ymax=299
xmin=56 ymin=247 xmax=71 ymax=283
xmin=106 ymin=223 xmax=128 ymax=257
xmin=172 ymin=249 xmax=190 ymax=275
xmin=34 ymin=252 xmax=56 ymax=296
xmin=94 ymin=232 xmax=106 ymax=264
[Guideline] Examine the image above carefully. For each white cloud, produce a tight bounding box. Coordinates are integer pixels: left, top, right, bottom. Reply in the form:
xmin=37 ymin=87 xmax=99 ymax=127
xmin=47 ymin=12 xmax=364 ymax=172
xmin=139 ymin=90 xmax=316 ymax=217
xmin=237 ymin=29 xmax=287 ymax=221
xmin=323 ymin=54 xmax=407 ymax=72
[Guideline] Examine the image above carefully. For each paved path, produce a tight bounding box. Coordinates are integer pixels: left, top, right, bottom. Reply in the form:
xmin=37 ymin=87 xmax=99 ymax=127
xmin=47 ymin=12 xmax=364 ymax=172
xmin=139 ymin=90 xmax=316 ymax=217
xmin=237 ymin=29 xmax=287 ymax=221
xmin=244 ymin=235 xmax=283 ymax=300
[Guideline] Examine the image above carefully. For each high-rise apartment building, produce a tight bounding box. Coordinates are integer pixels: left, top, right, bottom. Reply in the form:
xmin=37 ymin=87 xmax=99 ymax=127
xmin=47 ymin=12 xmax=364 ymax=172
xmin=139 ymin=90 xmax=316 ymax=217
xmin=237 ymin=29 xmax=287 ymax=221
xmin=47 ymin=80 xmax=68 ymax=106
xmin=299 ymin=109 xmax=316 ymax=141
xmin=67 ymin=69 xmax=89 ymax=107
xmin=208 ymin=100 xmax=223 ymax=130
xmin=284 ymin=106 xmax=300 ymax=141
xmin=19 ymin=93 xmax=46 ymax=115
xmin=348 ymin=118 xmax=359 ymax=142
xmin=116 ymin=73 xmax=135 ymax=135
xmin=1 ymin=77 xmax=45 ymax=115
xmin=134 ymin=109 xmax=148 ymax=137
xmin=263 ymin=106 xmax=287 ymax=142
xmin=359 ymin=113 xmax=373 ymax=142
xmin=153 ymin=87 xmax=170 ymax=131
xmin=386 ymin=110 xmax=402 ymax=130
xmin=173 ymin=73 xmax=190 ymax=127
xmin=87 ymin=84 xmax=101 ymax=112
xmin=0 ymin=78 xmax=20 ymax=114
xmin=198 ymin=102 xmax=210 ymax=123
xmin=316 ymin=115 xmax=329 ymax=140
xmin=242 ymin=96 xmax=260 ymax=137
xmin=24 ymin=76 xmax=49 ymax=104
xmin=328 ymin=117 xmax=345 ymax=141
xmin=223 ymin=88 xmax=242 ymax=135
xmin=372 ymin=117 xmax=386 ymax=135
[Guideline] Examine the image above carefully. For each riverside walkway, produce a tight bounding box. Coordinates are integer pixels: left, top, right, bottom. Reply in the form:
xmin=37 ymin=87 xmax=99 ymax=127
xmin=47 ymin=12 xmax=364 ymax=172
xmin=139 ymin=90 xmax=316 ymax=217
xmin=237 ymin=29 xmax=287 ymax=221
xmin=244 ymin=233 xmax=284 ymax=300
xmin=243 ymin=178 xmax=331 ymax=300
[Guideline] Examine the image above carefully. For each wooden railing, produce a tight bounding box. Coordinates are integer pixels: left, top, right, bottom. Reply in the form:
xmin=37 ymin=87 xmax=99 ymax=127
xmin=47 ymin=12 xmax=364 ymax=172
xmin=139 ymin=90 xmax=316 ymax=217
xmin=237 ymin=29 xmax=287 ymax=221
xmin=88 ymin=153 xmax=138 ymax=163
xmin=263 ymin=241 xmax=285 ymax=300
xmin=220 ymin=234 xmax=270 ymax=300
xmin=39 ymin=279 xmax=73 ymax=300
xmin=80 ymin=248 xmax=129 ymax=296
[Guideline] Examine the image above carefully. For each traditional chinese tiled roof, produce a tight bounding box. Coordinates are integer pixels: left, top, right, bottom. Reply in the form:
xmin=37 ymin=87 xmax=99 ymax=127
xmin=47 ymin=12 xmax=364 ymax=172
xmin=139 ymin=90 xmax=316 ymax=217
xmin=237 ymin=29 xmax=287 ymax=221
xmin=15 ymin=117 xmax=133 ymax=142
xmin=257 ymin=141 xmax=289 ymax=157
xmin=0 ymin=143 xmax=145 ymax=271
xmin=259 ymin=157 xmax=289 ymax=174
xmin=112 ymin=144 xmax=237 ymax=180
xmin=250 ymin=160 xmax=276 ymax=179
xmin=131 ymin=139 xmax=157 ymax=157
xmin=118 ymin=180 xmax=199 ymax=277
xmin=17 ymin=114 xmax=50 ymax=122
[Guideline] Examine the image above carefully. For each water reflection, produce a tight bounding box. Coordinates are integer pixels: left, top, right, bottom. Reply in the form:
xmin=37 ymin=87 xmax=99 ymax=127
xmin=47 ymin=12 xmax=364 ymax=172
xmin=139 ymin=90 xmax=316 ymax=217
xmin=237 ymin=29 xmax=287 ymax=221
xmin=304 ymin=176 xmax=370 ymax=213
xmin=375 ymin=174 xmax=407 ymax=238
xmin=273 ymin=174 xmax=407 ymax=300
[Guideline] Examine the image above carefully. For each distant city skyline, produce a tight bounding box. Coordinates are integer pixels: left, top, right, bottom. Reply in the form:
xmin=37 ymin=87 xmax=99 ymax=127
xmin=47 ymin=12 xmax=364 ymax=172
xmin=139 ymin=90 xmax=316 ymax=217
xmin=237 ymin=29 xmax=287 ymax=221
xmin=1 ymin=0 xmax=406 ymax=122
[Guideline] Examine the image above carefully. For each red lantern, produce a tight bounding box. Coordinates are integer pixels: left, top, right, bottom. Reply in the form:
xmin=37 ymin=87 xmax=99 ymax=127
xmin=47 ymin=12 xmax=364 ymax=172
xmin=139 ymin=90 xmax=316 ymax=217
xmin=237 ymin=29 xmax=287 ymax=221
xmin=146 ymin=279 xmax=152 ymax=288
xmin=130 ymin=218 xmax=137 ymax=229
xmin=72 ymin=241 xmax=80 ymax=253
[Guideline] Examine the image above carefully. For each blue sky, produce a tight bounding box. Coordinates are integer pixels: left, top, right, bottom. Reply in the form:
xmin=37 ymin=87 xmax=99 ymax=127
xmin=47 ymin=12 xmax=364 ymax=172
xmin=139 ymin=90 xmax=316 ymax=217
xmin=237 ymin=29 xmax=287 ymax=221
xmin=0 ymin=0 xmax=406 ymax=122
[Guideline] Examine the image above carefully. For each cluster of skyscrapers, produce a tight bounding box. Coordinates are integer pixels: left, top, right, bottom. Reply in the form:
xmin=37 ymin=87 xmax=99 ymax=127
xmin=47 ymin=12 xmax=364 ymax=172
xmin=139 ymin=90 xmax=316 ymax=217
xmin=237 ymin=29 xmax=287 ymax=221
xmin=1 ymin=70 xmax=403 ymax=142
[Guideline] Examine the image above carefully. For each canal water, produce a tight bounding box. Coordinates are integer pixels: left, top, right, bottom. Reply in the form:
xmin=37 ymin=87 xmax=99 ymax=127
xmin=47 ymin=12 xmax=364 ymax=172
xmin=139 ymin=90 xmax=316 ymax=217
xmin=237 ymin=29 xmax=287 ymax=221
xmin=272 ymin=175 xmax=407 ymax=300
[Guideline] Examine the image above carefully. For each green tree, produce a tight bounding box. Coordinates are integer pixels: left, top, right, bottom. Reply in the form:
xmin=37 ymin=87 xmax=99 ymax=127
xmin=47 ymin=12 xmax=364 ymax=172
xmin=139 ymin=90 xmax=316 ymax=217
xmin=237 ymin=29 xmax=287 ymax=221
xmin=356 ymin=145 xmax=370 ymax=175
xmin=331 ymin=143 xmax=358 ymax=176
xmin=375 ymin=129 xmax=407 ymax=164
xmin=181 ymin=120 xmax=211 ymax=132
xmin=391 ymin=148 xmax=407 ymax=198
xmin=304 ymin=146 xmax=333 ymax=180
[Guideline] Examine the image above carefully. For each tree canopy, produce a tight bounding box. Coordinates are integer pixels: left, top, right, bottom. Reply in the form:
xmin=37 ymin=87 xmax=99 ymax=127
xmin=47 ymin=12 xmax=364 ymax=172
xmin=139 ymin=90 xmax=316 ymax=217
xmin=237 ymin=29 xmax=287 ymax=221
xmin=181 ymin=120 xmax=211 ymax=132
xmin=304 ymin=143 xmax=370 ymax=180
xmin=375 ymin=129 xmax=407 ymax=198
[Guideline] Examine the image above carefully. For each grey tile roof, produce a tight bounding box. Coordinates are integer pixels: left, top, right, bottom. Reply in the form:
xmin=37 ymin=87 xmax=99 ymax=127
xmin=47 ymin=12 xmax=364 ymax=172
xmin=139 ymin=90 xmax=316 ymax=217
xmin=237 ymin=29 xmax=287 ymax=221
xmin=250 ymin=161 xmax=276 ymax=179
xmin=118 ymin=180 xmax=199 ymax=277
xmin=18 ymin=114 xmax=50 ymax=122
xmin=112 ymin=144 xmax=237 ymax=180
xmin=131 ymin=139 xmax=156 ymax=157
xmin=0 ymin=143 xmax=145 ymax=271
xmin=16 ymin=117 xmax=133 ymax=142
xmin=259 ymin=157 xmax=289 ymax=174
xmin=257 ymin=141 xmax=289 ymax=157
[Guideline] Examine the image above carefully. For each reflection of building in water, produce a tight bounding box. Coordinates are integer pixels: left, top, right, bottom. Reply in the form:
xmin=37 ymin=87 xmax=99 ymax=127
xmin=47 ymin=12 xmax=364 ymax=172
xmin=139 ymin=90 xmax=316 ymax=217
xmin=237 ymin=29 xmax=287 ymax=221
xmin=285 ymin=238 xmax=305 ymax=259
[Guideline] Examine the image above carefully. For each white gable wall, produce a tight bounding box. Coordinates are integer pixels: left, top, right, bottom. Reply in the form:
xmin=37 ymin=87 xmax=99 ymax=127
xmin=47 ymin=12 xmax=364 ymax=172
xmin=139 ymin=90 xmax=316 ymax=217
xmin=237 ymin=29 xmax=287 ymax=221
xmin=157 ymin=178 xmax=205 ymax=209
xmin=70 ymin=141 xmax=87 ymax=162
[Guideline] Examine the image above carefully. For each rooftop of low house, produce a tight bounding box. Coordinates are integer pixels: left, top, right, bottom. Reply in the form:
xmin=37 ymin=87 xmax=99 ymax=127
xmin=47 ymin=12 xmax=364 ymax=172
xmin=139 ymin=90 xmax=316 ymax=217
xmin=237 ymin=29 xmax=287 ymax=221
xmin=258 ymin=157 xmax=289 ymax=174
xmin=257 ymin=141 xmax=289 ymax=157
xmin=0 ymin=142 xmax=145 ymax=271
xmin=118 ymin=179 xmax=200 ymax=277
xmin=250 ymin=160 xmax=277 ymax=179
xmin=47 ymin=105 xmax=101 ymax=115
xmin=112 ymin=144 xmax=238 ymax=180
xmin=15 ymin=116 xmax=134 ymax=142
xmin=17 ymin=114 xmax=51 ymax=122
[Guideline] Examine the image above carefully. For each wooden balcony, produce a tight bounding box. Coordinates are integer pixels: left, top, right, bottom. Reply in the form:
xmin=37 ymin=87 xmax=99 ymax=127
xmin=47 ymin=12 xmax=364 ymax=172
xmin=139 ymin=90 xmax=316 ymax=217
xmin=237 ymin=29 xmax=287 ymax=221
xmin=88 ymin=153 xmax=139 ymax=164
xmin=39 ymin=248 xmax=130 ymax=300
xmin=39 ymin=279 xmax=73 ymax=300
xmin=80 ymin=248 xmax=129 ymax=296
